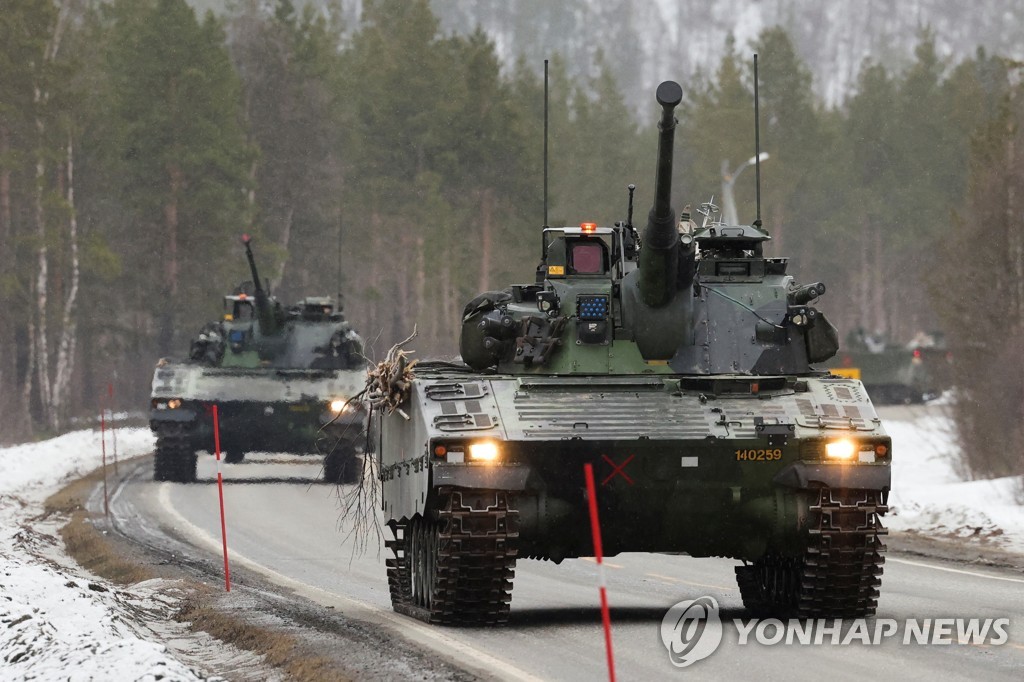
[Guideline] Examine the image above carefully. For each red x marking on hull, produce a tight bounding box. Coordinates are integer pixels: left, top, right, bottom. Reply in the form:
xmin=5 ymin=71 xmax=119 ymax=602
xmin=601 ymin=454 xmax=635 ymax=486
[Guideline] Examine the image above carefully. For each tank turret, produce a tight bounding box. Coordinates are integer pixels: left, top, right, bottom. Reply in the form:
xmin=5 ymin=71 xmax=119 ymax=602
xmin=459 ymin=79 xmax=838 ymax=373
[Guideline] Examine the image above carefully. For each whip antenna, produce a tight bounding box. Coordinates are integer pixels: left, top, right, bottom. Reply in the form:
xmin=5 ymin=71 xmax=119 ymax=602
xmin=754 ymin=53 xmax=763 ymax=227
xmin=544 ymin=58 xmax=549 ymax=231
xmin=342 ymin=214 xmax=350 ymax=307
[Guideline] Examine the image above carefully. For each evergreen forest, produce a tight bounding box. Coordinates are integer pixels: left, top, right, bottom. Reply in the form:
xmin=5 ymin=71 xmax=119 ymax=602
xmin=1 ymin=0 xmax=1022 ymax=480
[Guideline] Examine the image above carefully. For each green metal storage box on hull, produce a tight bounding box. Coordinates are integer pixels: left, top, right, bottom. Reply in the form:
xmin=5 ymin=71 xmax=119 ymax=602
xmin=374 ymin=81 xmax=890 ymax=625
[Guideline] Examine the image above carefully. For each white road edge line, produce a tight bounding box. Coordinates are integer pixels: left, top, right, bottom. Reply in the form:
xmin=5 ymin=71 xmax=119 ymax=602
xmin=156 ymin=484 xmax=543 ymax=682
xmin=888 ymin=557 xmax=1024 ymax=584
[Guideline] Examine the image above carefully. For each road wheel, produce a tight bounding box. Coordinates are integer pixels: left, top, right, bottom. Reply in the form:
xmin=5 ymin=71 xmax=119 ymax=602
xmin=735 ymin=488 xmax=886 ymax=618
xmin=409 ymin=516 xmax=439 ymax=610
xmin=153 ymin=445 xmax=171 ymax=482
xmin=386 ymin=490 xmax=519 ymax=625
xmin=153 ymin=423 xmax=197 ymax=483
xmin=176 ymin=451 xmax=198 ymax=483
xmin=323 ymin=441 xmax=360 ymax=484
xmin=735 ymin=555 xmax=801 ymax=617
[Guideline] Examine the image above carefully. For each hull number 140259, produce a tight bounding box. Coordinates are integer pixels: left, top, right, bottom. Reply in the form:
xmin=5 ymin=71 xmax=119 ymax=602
xmin=735 ymin=448 xmax=783 ymax=461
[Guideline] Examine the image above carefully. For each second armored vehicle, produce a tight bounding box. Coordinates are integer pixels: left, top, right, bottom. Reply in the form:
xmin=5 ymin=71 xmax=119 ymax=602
xmin=150 ymin=236 xmax=367 ymax=483
xmin=824 ymin=330 xmax=952 ymax=404
xmin=373 ymin=82 xmax=891 ymax=624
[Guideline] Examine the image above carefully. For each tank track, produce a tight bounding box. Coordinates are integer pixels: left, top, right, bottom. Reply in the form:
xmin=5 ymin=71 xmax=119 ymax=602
xmin=153 ymin=422 xmax=197 ymax=483
xmin=736 ymin=487 xmax=887 ymax=618
xmin=386 ymin=488 xmax=519 ymax=625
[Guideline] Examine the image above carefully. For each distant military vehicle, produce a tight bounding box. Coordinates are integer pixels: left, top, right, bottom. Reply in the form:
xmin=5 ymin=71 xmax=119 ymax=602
xmin=149 ymin=235 xmax=366 ymax=483
xmin=372 ymin=82 xmax=891 ymax=625
xmin=824 ymin=330 xmax=952 ymax=404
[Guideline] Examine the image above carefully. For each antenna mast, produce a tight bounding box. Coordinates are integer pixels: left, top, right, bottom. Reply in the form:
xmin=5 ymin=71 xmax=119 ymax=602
xmin=342 ymin=212 xmax=350 ymax=307
xmin=543 ymin=58 xmax=549 ymax=230
xmin=753 ymin=53 xmax=763 ymax=227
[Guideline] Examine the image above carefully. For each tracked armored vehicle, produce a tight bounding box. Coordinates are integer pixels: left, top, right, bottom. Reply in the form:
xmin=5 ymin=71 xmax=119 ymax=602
xmin=374 ymin=82 xmax=890 ymax=624
xmin=150 ymin=236 xmax=366 ymax=483
xmin=824 ymin=332 xmax=952 ymax=404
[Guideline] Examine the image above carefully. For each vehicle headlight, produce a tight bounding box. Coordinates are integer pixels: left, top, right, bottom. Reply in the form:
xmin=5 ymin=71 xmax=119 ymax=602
xmin=468 ymin=441 xmax=500 ymax=462
xmin=330 ymin=398 xmax=353 ymax=413
xmin=824 ymin=439 xmax=857 ymax=460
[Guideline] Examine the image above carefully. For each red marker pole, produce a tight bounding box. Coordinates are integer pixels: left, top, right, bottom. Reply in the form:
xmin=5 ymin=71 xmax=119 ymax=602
xmin=100 ymin=403 xmax=109 ymax=517
xmin=584 ymin=462 xmax=616 ymax=682
xmin=212 ymin=405 xmax=231 ymax=591
xmin=108 ymin=383 xmax=119 ymax=475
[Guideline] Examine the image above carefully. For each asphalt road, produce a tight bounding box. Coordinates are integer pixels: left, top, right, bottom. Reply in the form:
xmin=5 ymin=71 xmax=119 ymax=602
xmin=110 ymin=429 xmax=1024 ymax=680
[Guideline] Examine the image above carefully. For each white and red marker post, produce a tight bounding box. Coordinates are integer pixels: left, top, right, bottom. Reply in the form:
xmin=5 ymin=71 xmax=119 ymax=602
xmin=584 ymin=462 xmax=616 ymax=682
xmin=107 ymin=382 xmax=119 ymax=475
xmin=211 ymin=405 xmax=232 ymax=591
xmin=99 ymin=399 xmax=109 ymax=517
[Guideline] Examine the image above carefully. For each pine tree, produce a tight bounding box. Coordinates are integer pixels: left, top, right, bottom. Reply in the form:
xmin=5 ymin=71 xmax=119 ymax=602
xmin=105 ymin=0 xmax=254 ymax=356
xmin=228 ymin=0 xmax=348 ymax=300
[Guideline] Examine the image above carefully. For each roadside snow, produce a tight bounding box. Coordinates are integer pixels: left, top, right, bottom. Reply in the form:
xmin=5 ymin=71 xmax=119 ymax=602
xmin=886 ymin=407 xmax=1024 ymax=553
xmin=0 ymin=428 xmax=204 ymax=681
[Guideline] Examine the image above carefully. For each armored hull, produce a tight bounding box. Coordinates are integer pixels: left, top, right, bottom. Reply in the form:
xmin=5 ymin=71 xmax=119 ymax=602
xmin=378 ymin=367 xmax=888 ymax=623
xmin=150 ymin=363 xmax=366 ymax=482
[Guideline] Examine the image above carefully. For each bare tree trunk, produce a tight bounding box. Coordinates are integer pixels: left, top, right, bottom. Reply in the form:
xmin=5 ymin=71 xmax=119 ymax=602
xmin=165 ymin=164 xmax=182 ymax=298
xmin=33 ymin=122 xmax=52 ymax=426
xmin=247 ymin=158 xmax=257 ymax=208
xmin=159 ymin=163 xmax=183 ymax=355
xmin=858 ymin=215 xmax=870 ymax=329
xmin=396 ymin=226 xmax=410 ymax=344
xmin=275 ymin=205 xmax=293 ymax=289
xmin=51 ymin=131 xmax=79 ymax=431
xmin=368 ymin=211 xmax=383 ymax=352
xmin=477 ymin=188 xmax=494 ymax=292
xmin=770 ymin=205 xmax=785 ymax=259
xmin=0 ymin=123 xmax=16 ymax=433
xmin=871 ymin=225 xmax=884 ymax=336
xmin=0 ymin=124 xmax=10 ymax=244
xmin=21 ymin=308 xmax=37 ymax=437
xmin=415 ymin=231 xmax=426 ymax=345
xmin=1007 ymin=125 xmax=1021 ymax=320
xmin=440 ymin=264 xmax=453 ymax=351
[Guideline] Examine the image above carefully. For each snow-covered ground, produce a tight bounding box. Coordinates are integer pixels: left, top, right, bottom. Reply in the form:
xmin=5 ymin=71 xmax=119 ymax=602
xmin=0 ymin=428 xmax=205 ymax=681
xmin=1 ymin=409 xmax=1022 ymax=679
xmin=886 ymin=408 xmax=1024 ymax=554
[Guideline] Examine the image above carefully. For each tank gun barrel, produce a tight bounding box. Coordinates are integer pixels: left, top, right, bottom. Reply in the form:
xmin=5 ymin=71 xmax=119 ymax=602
xmin=241 ymin=234 xmax=280 ymax=335
xmin=242 ymin=234 xmax=264 ymax=294
xmin=638 ymin=81 xmax=685 ymax=307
